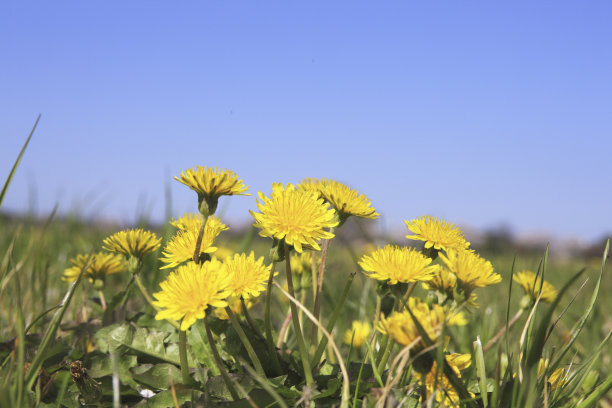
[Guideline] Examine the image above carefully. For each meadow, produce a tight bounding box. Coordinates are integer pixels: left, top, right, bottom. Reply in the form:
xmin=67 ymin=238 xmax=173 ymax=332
xmin=0 ymin=133 xmax=610 ymax=407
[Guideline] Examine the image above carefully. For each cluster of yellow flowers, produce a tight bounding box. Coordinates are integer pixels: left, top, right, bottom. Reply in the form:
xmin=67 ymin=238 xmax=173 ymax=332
xmin=61 ymin=165 xmax=564 ymax=406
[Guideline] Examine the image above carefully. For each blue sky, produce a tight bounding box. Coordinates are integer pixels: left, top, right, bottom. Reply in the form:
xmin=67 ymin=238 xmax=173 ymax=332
xmin=1 ymin=2 xmax=611 ymax=241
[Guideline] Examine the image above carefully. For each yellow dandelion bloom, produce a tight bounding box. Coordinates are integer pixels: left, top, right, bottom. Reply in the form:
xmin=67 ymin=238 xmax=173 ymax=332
xmin=214 ymin=297 xmax=254 ymax=320
xmin=405 ymin=216 xmax=470 ymax=252
xmin=439 ymin=249 xmax=501 ymax=289
xmin=513 ymin=270 xmax=557 ymax=303
xmin=250 ymin=183 xmax=338 ymax=253
xmin=422 ymin=268 xmax=457 ymax=293
xmin=160 ymin=216 xmax=229 ymax=269
xmin=103 ymin=229 xmax=162 ymax=258
xmin=224 ymin=252 xmax=273 ymax=300
xmin=175 ymin=166 xmax=249 ymax=214
xmin=153 ymin=259 xmax=230 ymax=330
xmin=359 ymin=245 xmax=439 ymax=285
xmin=416 ymin=353 xmax=472 ymax=406
xmin=343 ymin=321 xmax=371 ymax=347
xmin=299 ymin=178 xmax=379 ymax=222
xmin=378 ymin=298 xmax=467 ymax=348
xmin=169 ymin=212 xmax=204 ymax=232
xmin=63 ymin=252 xmax=127 ymax=283
xmin=538 ymin=358 xmax=569 ymax=391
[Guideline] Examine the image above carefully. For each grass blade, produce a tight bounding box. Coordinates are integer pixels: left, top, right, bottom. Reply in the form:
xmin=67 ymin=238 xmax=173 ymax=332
xmin=25 ymin=252 xmax=92 ymax=390
xmin=0 ymin=114 xmax=40 ymax=210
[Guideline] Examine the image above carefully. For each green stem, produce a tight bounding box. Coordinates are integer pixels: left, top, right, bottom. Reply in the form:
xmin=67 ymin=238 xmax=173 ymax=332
xmin=226 ymin=306 xmax=266 ymax=377
xmin=204 ymin=317 xmax=241 ymax=401
xmin=310 ymin=231 xmax=333 ymax=348
xmin=192 ymin=214 xmax=209 ymax=263
xmin=376 ymin=338 xmax=394 ymax=374
xmin=285 ymin=244 xmax=313 ymax=385
xmin=264 ymin=262 xmax=283 ymax=375
xmin=178 ymin=330 xmax=191 ymax=384
xmin=375 ymin=335 xmax=389 ymax=366
xmin=241 ymin=297 xmax=265 ymax=340
xmin=311 ymin=272 xmax=355 ymax=368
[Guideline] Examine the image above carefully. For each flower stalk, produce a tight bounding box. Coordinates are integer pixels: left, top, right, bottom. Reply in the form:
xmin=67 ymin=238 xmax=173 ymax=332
xmin=178 ymin=329 xmax=191 ymax=384
xmin=285 ymin=243 xmax=313 ymax=385
xmin=226 ymin=306 xmax=266 ymax=377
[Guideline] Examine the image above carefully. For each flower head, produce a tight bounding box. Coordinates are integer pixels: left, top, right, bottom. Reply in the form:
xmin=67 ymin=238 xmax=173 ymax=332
xmin=153 ymin=259 xmax=230 ymax=330
xmin=378 ymin=298 xmax=466 ymax=348
xmin=63 ymin=252 xmax=127 ymax=283
xmin=343 ymin=321 xmax=371 ymax=347
xmin=170 ymin=212 xmax=204 ymax=232
xmin=416 ymin=353 xmax=472 ymax=406
xmin=359 ymin=245 xmax=439 ymax=285
xmin=405 ymin=216 xmax=470 ymax=252
xmin=214 ymin=297 xmax=254 ymax=320
xmin=538 ymin=358 xmax=569 ymax=391
xmin=421 ymin=268 xmax=457 ymax=294
xmin=439 ymin=249 xmax=501 ymax=289
xmin=514 ymin=270 xmax=557 ymax=303
xmin=299 ymin=178 xmax=379 ymax=223
xmin=160 ymin=216 xmax=228 ymax=269
xmin=175 ymin=166 xmax=249 ymax=215
xmin=223 ymin=252 xmax=274 ymax=300
xmin=250 ymin=183 xmax=338 ymax=252
xmin=103 ymin=229 xmax=162 ymax=259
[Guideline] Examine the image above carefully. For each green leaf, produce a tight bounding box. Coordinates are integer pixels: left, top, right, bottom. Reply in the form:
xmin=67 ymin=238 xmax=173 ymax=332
xmin=131 ymin=363 xmax=183 ymax=389
xmin=86 ymin=351 xmax=138 ymax=388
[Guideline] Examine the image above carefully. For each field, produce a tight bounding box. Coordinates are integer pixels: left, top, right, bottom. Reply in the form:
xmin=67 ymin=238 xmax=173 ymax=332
xmin=0 ymin=139 xmax=610 ymax=407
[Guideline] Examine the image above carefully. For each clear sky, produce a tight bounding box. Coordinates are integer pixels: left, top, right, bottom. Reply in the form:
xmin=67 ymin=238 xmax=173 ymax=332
xmin=1 ymin=2 xmax=611 ymax=241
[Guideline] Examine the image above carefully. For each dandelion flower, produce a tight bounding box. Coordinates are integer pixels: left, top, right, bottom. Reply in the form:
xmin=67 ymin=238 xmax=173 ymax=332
xmin=175 ymin=166 xmax=249 ymax=215
xmin=63 ymin=252 xmax=127 ymax=283
xmin=417 ymin=353 xmax=472 ymax=406
xmin=405 ymin=216 xmax=470 ymax=252
xmin=103 ymin=229 xmax=162 ymax=258
xmin=224 ymin=252 xmax=274 ymax=300
xmin=250 ymin=183 xmax=338 ymax=252
xmin=359 ymin=245 xmax=439 ymax=285
xmin=300 ymin=178 xmax=379 ymax=222
xmin=538 ymin=358 xmax=569 ymax=391
xmin=153 ymin=259 xmax=230 ymax=330
xmin=169 ymin=212 xmax=204 ymax=232
xmin=160 ymin=216 xmax=228 ymax=269
xmin=439 ymin=249 xmax=501 ymax=289
xmin=343 ymin=321 xmax=371 ymax=347
xmin=378 ymin=298 xmax=466 ymax=348
xmin=422 ymin=268 xmax=457 ymax=293
xmin=214 ymin=297 xmax=254 ymax=320
xmin=514 ymin=270 xmax=557 ymax=303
